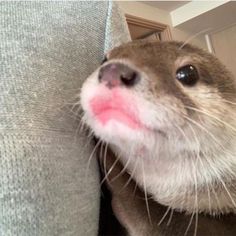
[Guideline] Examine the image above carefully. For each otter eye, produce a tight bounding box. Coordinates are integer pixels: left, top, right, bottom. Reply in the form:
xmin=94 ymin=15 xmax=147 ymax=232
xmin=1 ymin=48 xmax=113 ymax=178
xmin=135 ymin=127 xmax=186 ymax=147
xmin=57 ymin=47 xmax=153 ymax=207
xmin=176 ymin=65 xmax=199 ymax=86
xmin=101 ymin=56 xmax=108 ymax=65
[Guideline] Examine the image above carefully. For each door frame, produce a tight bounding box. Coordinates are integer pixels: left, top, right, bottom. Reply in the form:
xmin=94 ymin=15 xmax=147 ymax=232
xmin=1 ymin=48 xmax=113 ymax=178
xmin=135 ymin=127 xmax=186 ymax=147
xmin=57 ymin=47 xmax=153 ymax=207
xmin=125 ymin=14 xmax=172 ymax=41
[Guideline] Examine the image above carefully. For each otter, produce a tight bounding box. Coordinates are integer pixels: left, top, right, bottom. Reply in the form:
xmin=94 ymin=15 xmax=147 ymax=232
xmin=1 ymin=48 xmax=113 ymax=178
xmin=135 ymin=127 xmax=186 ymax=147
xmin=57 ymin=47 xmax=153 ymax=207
xmin=80 ymin=41 xmax=236 ymax=236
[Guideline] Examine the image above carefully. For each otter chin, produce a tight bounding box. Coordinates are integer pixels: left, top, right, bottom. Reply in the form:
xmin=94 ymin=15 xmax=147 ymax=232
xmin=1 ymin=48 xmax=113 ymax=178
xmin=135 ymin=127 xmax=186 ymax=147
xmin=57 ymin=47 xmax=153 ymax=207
xmin=80 ymin=40 xmax=236 ymax=235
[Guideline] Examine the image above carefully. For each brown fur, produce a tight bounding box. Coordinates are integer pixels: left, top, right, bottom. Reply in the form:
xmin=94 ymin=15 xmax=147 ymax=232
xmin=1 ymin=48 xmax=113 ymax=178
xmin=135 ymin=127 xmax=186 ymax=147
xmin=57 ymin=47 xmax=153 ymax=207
xmin=109 ymin=41 xmax=236 ymax=101
xmin=81 ymin=40 xmax=236 ymax=235
xmin=100 ymin=41 xmax=236 ymax=235
xmin=100 ymin=146 xmax=236 ymax=236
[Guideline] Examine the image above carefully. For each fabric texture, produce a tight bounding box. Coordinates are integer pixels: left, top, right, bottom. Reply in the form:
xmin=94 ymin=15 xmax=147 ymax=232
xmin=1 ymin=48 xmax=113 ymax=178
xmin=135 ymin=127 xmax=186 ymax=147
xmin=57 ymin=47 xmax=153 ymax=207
xmin=0 ymin=1 xmax=130 ymax=235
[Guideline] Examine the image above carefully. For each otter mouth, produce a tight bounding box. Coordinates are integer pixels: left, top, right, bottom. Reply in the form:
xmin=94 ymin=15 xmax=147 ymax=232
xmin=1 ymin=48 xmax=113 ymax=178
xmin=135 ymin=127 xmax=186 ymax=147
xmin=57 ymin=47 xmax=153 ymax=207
xmin=89 ymin=95 xmax=143 ymax=130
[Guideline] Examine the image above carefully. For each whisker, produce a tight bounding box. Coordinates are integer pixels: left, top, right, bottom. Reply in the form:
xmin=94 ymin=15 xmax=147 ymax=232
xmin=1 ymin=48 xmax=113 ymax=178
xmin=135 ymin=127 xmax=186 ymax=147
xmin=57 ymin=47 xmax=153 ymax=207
xmin=183 ymin=115 xmax=234 ymax=158
xmin=141 ymin=159 xmax=152 ymax=226
xmin=188 ymin=140 xmax=199 ymax=236
xmin=167 ymin=208 xmax=174 ymax=226
xmin=184 ymin=106 xmax=236 ymax=132
xmin=100 ymin=152 xmax=122 ymax=187
xmin=120 ymin=157 xmax=139 ymax=193
xmin=158 ymin=206 xmax=171 ymax=226
xmin=132 ymin=181 xmax=138 ymax=198
xmin=102 ymin=143 xmax=109 ymax=178
xmin=200 ymin=150 xmax=236 ymax=210
xmin=179 ymin=28 xmax=212 ymax=50
xmin=173 ymin=123 xmax=199 ymax=235
xmin=110 ymin=152 xmax=132 ymax=183
xmin=188 ymin=115 xmax=236 ymax=222
xmin=188 ymin=123 xmax=212 ymax=214
xmin=85 ymin=139 xmax=102 ymax=182
xmin=211 ymin=185 xmax=222 ymax=211
xmin=167 ymin=104 xmax=235 ymax=183
xmin=216 ymin=175 xmax=236 ymax=209
xmin=99 ymin=141 xmax=105 ymax=166
xmin=221 ymin=99 xmax=236 ymax=106
xmin=184 ymin=212 xmax=195 ymax=236
xmin=194 ymin=211 xmax=199 ymax=236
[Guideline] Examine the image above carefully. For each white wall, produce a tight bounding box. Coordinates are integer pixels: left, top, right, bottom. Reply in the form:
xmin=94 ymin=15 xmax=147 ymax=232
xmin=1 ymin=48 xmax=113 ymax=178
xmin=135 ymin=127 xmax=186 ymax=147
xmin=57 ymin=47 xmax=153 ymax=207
xmin=210 ymin=25 xmax=236 ymax=77
xmin=117 ymin=1 xmax=208 ymax=50
xmin=171 ymin=28 xmax=207 ymax=50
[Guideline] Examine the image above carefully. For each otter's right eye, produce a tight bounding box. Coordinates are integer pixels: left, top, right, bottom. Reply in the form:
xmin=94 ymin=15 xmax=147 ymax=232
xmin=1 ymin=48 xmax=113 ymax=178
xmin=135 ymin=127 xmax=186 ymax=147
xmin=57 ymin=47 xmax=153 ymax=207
xmin=101 ymin=56 xmax=108 ymax=65
xmin=176 ymin=65 xmax=199 ymax=86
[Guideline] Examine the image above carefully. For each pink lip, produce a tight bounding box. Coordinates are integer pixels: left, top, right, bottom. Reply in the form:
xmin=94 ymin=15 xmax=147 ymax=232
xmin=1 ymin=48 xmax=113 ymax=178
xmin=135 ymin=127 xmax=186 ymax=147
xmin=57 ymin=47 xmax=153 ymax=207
xmin=90 ymin=94 xmax=142 ymax=129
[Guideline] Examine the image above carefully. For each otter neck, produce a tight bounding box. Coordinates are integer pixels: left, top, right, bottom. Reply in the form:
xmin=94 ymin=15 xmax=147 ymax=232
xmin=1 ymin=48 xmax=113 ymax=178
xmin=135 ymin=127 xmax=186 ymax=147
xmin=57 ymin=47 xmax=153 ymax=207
xmin=112 ymin=142 xmax=236 ymax=215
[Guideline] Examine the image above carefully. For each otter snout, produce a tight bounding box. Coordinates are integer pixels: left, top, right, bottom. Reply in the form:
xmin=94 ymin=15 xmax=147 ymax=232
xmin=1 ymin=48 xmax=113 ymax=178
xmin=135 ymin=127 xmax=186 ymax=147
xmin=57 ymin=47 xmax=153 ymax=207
xmin=98 ymin=63 xmax=140 ymax=88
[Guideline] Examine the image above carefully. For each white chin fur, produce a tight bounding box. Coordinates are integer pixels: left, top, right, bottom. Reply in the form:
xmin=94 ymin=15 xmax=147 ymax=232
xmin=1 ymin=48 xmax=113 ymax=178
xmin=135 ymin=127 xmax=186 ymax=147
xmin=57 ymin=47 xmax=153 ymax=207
xmin=83 ymin=114 xmax=145 ymax=146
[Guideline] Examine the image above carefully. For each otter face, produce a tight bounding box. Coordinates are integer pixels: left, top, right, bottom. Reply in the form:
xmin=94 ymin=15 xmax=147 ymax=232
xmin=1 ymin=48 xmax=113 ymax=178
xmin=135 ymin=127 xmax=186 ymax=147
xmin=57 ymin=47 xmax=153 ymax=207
xmin=80 ymin=41 xmax=236 ymax=214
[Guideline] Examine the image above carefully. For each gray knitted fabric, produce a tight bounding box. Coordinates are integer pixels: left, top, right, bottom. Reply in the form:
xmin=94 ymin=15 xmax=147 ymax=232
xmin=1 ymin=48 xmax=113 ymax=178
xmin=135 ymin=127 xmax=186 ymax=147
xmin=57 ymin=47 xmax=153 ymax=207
xmin=0 ymin=1 xmax=130 ymax=236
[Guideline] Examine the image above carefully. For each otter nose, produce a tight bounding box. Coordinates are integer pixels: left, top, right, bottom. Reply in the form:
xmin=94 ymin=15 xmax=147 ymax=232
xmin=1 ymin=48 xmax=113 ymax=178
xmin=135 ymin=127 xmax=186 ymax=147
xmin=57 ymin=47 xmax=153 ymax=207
xmin=98 ymin=63 xmax=140 ymax=88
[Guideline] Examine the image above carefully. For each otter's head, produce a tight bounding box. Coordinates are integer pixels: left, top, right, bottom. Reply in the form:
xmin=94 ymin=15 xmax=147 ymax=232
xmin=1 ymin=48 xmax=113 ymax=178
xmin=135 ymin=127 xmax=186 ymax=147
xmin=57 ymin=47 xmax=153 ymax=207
xmin=80 ymin=41 xmax=236 ymax=215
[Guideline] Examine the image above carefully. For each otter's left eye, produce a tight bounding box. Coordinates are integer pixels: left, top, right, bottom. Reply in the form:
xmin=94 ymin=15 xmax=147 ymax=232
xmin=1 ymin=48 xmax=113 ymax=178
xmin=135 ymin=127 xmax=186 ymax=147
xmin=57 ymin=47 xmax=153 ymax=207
xmin=176 ymin=65 xmax=199 ymax=86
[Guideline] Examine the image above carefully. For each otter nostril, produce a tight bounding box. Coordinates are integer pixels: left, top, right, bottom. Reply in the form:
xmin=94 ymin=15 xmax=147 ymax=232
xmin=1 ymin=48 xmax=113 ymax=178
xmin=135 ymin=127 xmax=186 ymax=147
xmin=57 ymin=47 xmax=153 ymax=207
xmin=120 ymin=72 xmax=138 ymax=87
xmin=98 ymin=63 xmax=140 ymax=88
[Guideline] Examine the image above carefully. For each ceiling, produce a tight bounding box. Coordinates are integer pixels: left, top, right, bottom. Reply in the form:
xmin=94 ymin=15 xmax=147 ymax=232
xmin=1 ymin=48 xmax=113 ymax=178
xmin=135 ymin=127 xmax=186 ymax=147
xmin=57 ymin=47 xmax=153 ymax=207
xmin=176 ymin=1 xmax=236 ymax=34
xmin=141 ymin=1 xmax=191 ymax=12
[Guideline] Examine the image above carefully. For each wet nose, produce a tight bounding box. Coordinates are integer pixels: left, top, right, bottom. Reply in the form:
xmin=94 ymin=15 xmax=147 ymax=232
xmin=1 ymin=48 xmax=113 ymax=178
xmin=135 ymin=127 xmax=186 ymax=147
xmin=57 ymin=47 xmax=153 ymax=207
xmin=98 ymin=63 xmax=140 ymax=88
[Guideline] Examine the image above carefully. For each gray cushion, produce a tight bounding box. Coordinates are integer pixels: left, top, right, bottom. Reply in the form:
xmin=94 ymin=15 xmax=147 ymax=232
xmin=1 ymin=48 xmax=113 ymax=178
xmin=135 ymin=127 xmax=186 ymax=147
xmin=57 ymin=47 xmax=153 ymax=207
xmin=0 ymin=1 xmax=130 ymax=235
